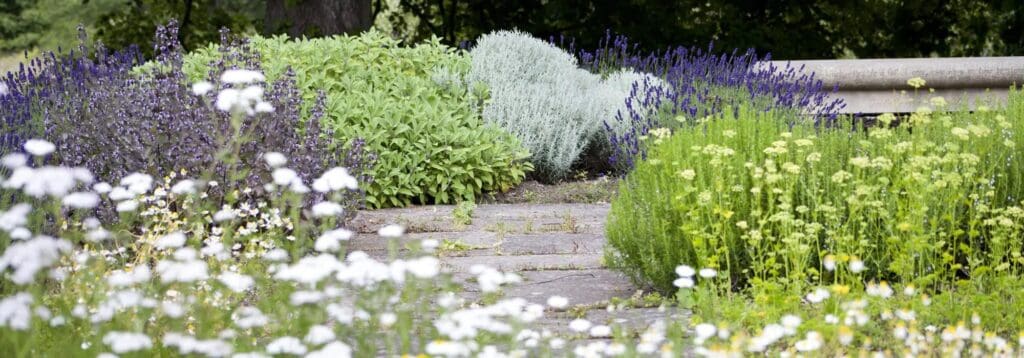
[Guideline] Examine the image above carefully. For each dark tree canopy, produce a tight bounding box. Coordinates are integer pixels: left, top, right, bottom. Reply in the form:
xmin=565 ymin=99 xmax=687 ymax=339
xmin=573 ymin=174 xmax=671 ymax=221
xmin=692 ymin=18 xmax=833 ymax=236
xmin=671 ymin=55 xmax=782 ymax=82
xmin=389 ymin=0 xmax=1024 ymax=59
xmin=0 ymin=0 xmax=1020 ymax=59
xmin=264 ymin=0 xmax=372 ymax=38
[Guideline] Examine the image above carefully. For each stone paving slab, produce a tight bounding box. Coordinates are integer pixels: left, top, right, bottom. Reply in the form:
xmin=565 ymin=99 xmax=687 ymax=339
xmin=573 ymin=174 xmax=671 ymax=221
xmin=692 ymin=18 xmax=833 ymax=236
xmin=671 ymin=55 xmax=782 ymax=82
xmin=443 ymin=253 xmax=604 ymax=273
xmin=499 ymin=233 xmax=605 ymax=255
xmin=348 ymin=231 xmax=500 ymax=254
xmin=350 ymin=203 xmax=610 ymax=234
xmin=348 ymin=202 xmax=690 ymax=343
xmin=348 ymin=231 xmax=606 ymax=259
xmin=456 ymin=269 xmax=635 ymax=306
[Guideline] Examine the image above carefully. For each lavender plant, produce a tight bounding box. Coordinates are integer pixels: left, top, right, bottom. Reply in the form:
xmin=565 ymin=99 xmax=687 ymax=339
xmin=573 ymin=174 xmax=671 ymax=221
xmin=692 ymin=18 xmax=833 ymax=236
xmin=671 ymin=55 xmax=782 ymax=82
xmin=558 ymin=33 xmax=847 ymax=171
xmin=0 ymin=29 xmax=143 ymax=155
xmin=0 ymin=22 xmax=369 ymax=208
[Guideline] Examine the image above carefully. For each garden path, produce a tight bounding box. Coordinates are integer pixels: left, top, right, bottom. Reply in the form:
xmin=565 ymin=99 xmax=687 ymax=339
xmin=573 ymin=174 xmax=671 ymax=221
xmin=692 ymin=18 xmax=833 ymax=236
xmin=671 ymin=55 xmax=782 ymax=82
xmin=349 ymin=203 xmax=687 ymax=339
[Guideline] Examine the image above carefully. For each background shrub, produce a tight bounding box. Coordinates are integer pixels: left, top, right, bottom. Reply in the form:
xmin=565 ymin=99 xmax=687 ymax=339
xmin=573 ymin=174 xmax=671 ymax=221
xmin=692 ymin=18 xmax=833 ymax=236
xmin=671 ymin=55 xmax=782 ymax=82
xmin=467 ymin=30 xmax=663 ymax=182
xmin=606 ymin=92 xmax=1024 ymax=294
xmin=181 ymin=31 xmax=531 ymax=208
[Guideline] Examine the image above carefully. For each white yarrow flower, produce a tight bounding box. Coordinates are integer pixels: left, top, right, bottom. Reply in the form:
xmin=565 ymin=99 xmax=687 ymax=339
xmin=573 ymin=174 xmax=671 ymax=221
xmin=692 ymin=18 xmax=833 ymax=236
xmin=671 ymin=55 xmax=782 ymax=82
xmin=263 ymin=152 xmax=287 ymax=167
xmin=92 ymin=182 xmax=112 ymax=194
xmin=849 ymin=259 xmax=865 ymax=273
xmin=312 ymin=167 xmax=358 ymax=192
xmin=378 ymin=224 xmax=404 ymax=238
xmin=266 ymin=336 xmax=306 ymax=355
xmin=673 ymin=277 xmax=694 ymax=288
xmin=405 ymin=256 xmax=440 ymax=278
xmin=116 ymin=200 xmax=139 ymax=212
xmin=547 ymin=295 xmax=569 ymax=309
xmin=0 ymin=293 xmax=33 ymax=330
xmin=102 ymin=331 xmax=153 ymax=354
xmin=154 ymin=232 xmax=187 ymax=249
xmin=119 ymin=172 xmax=153 ymax=195
xmin=589 ymin=325 xmax=612 ymax=338
xmin=568 ymin=319 xmax=592 ymax=333
xmin=306 ymin=341 xmax=352 ymax=358
xmin=254 ymin=101 xmax=274 ymax=113
xmin=191 ymin=81 xmax=214 ymax=96
xmin=213 ymin=207 xmax=236 ymax=222
xmin=315 ymin=228 xmax=353 ymax=253
xmin=1 ymin=153 xmax=27 ymax=169
xmin=221 ymin=69 xmax=265 ymax=84
xmin=312 ymin=202 xmax=344 ymax=218
xmin=0 ymin=235 xmax=72 ymax=285
xmin=217 ymin=271 xmax=254 ymax=293
xmin=675 ymin=265 xmax=695 ymax=278
xmin=170 ymin=179 xmax=196 ymax=195
xmin=304 ymin=325 xmax=337 ymax=345
xmin=23 ymin=139 xmax=55 ymax=156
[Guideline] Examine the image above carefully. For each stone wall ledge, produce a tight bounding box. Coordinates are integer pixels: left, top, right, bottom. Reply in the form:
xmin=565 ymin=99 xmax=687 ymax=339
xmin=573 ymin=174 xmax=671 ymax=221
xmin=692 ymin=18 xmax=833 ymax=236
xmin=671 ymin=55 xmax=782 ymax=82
xmin=762 ymin=57 xmax=1024 ymax=113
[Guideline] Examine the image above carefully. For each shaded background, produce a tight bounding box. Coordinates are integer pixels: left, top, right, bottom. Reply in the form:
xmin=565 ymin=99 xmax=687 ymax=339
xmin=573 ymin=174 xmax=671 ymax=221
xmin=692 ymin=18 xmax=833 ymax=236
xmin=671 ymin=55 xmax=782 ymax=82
xmin=0 ymin=0 xmax=1022 ymax=64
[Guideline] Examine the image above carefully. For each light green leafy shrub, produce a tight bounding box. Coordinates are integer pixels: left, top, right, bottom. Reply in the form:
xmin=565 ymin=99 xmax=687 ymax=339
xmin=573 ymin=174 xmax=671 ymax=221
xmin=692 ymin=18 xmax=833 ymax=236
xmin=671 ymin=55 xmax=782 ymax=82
xmin=467 ymin=30 xmax=663 ymax=182
xmin=606 ymin=91 xmax=1024 ymax=295
xmin=181 ymin=32 xmax=531 ymax=208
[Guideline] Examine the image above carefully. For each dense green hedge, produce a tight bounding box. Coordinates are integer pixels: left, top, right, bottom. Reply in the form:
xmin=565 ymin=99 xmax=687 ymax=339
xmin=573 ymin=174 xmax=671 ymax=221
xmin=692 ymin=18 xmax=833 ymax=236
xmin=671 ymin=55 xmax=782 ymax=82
xmin=181 ymin=32 xmax=531 ymax=208
xmin=606 ymin=93 xmax=1024 ymax=294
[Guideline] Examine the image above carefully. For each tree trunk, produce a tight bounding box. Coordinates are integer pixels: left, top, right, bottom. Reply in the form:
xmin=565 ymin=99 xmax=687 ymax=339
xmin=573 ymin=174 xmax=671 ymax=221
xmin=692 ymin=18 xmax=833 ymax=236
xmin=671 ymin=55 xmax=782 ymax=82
xmin=264 ymin=0 xmax=372 ymax=37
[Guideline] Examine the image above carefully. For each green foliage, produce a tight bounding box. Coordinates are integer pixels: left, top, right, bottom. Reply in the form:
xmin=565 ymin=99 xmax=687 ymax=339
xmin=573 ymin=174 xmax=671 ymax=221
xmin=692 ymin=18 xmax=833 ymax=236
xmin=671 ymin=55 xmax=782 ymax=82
xmin=0 ymin=0 xmax=127 ymax=52
xmin=606 ymin=90 xmax=1024 ymax=295
xmin=181 ymin=31 xmax=530 ymax=208
xmin=0 ymin=0 xmax=260 ymax=56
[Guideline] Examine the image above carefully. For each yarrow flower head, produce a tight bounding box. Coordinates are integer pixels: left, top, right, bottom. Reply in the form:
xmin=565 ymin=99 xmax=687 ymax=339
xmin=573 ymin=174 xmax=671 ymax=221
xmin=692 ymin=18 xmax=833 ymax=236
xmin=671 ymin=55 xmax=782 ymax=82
xmin=849 ymin=258 xmax=865 ymax=273
xmin=1 ymin=153 xmax=27 ymax=169
xmin=266 ymin=336 xmax=307 ymax=355
xmin=263 ymin=152 xmax=288 ymax=168
xmin=673 ymin=277 xmax=695 ymax=288
xmin=170 ymin=179 xmax=196 ymax=195
xmin=378 ymin=224 xmax=404 ymax=238
xmin=0 ymin=235 xmax=73 ymax=285
xmin=61 ymin=192 xmax=100 ymax=209
xmin=675 ymin=265 xmax=695 ymax=278
xmin=312 ymin=202 xmax=344 ymax=218
xmin=220 ymin=69 xmax=266 ymax=84
xmin=102 ymin=331 xmax=153 ymax=354
xmin=215 ymin=86 xmax=269 ymax=115
xmin=191 ymin=81 xmax=214 ymax=96
xmin=23 ymin=139 xmax=56 ymax=157
xmin=312 ymin=167 xmax=358 ymax=192
xmin=547 ymin=295 xmax=569 ymax=309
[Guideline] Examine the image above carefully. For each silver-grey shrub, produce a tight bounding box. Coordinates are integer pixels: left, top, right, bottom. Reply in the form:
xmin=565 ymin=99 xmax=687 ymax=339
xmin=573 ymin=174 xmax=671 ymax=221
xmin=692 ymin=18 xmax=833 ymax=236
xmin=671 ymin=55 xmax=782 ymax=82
xmin=468 ymin=30 xmax=663 ymax=182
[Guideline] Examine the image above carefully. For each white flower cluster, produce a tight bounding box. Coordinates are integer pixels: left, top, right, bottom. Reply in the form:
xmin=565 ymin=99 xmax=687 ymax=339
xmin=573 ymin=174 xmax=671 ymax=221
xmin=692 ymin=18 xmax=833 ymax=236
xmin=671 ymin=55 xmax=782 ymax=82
xmin=2 ymin=143 xmax=95 ymax=199
xmin=192 ymin=69 xmax=273 ymax=115
xmin=0 ymin=235 xmax=72 ymax=285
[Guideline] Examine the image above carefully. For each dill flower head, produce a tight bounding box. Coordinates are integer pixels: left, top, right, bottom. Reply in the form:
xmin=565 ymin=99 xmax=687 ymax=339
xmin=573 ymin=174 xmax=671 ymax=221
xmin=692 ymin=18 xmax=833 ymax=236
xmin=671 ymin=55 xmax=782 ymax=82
xmin=906 ymin=77 xmax=926 ymax=89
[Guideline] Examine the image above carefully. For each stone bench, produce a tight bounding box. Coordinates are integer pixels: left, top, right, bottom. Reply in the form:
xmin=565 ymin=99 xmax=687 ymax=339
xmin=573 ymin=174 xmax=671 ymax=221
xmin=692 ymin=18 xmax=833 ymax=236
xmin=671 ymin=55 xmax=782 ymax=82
xmin=765 ymin=57 xmax=1024 ymax=114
